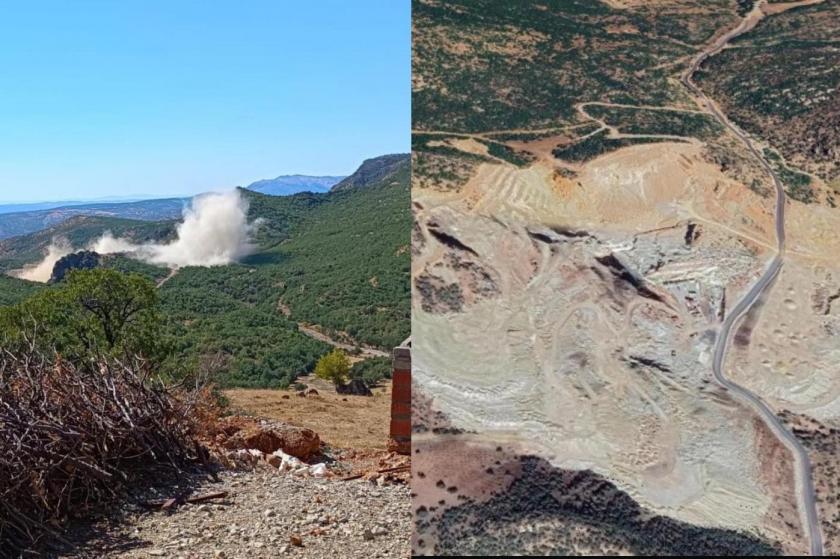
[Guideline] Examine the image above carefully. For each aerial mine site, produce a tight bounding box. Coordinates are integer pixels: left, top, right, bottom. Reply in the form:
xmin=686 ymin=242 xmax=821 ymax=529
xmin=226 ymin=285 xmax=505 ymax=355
xmin=412 ymin=0 xmax=839 ymax=555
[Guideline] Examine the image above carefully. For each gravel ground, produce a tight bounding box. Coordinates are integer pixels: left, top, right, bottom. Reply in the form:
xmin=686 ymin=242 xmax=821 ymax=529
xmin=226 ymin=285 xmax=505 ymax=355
xmin=65 ymin=469 xmax=411 ymax=559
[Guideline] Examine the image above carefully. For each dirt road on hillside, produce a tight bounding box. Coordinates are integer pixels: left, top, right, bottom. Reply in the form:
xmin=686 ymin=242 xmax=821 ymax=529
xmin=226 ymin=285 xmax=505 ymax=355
xmin=297 ymin=324 xmax=390 ymax=359
xmin=682 ymin=0 xmax=824 ymax=554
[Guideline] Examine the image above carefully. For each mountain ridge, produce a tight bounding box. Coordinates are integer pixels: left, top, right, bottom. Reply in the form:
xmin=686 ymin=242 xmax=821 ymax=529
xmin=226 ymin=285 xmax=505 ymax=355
xmin=245 ymin=174 xmax=345 ymax=196
xmin=331 ymin=154 xmax=410 ymax=192
xmin=0 ymin=155 xmax=407 ymax=241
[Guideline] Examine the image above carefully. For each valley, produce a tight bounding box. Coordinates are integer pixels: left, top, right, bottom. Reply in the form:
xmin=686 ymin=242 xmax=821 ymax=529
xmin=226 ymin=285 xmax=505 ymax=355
xmin=0 ymin=154 xmax=410 ymax=389
xmin=0 ymin=198 xmax=186 ymax=240
xmin=0 ymin=174 xmax=350 ymax=241
xmin=1 ymin=153 xmax=413 ymax=558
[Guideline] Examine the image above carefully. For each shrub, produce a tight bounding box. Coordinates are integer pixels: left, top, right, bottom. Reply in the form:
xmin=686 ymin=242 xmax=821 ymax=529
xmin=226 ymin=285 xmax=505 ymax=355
xmin=0 ymin=269 xmax=170 ymax=367
xmin=313 ymin=349 xmax=351 ymax=386
xmin=350 ymin=356 xmax=392 ymax=386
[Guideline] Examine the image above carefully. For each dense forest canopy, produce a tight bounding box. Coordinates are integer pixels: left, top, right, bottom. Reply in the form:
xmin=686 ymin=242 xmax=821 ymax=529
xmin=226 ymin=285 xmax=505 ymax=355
xmin=0 ymin=154 xmax=410 ymax=388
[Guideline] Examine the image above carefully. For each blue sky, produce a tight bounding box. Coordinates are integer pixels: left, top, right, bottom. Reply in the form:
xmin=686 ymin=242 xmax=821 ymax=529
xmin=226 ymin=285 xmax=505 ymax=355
xmin=0 ymin=1 xmax=409 ymax=203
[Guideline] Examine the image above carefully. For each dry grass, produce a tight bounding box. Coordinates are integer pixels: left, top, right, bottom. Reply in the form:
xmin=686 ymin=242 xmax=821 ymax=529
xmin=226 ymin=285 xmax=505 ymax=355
xmin=224 ymin=377 xmax=393 ymax=451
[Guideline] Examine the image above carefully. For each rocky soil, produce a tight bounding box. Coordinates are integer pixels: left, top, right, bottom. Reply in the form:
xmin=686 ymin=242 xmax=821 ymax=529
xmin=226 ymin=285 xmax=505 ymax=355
xmin=65 ymin=468 xmax=411 ymax=559
xmin=60 ymin=411 xmax=411 ymax=559
xmin=410 ymin=137 xmax=790 ymax=544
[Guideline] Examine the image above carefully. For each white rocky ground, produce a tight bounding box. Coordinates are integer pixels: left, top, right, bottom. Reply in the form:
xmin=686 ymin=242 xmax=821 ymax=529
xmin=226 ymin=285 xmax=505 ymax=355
xmin=411 ymin=141 xmax=813 ymax=550
xmin=65 ymin=470 xmax=411 ymax=559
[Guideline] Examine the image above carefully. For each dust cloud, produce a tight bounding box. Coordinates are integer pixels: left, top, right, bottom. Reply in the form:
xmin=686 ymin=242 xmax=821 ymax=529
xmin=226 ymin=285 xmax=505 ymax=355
xmin=12 ymin=239 xmax=74 ymax=283
xmin=13 ymin=190 xmax=256 ymax=283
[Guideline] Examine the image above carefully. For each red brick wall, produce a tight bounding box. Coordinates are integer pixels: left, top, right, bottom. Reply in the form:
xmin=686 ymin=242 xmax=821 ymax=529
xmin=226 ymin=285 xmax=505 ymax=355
xmin=389 ymin=343 xmax=411 ymax=454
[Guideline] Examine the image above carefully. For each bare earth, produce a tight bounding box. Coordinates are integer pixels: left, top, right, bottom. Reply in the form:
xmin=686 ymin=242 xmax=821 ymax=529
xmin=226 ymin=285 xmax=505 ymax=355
xmin=411 ymin=1 xmax=839 ymax=554
xmin=225 ymin=378 xmax=393 ymax=451
xmin=66 ymin=470 xmax=411 ymax=559
xmin=295 ymin=325 xmax=390 ymax=361
xmin=63 ymin=380 xmax=409 ymax=558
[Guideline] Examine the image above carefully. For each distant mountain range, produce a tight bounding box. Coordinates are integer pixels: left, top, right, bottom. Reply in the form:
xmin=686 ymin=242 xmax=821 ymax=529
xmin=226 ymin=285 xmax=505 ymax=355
xmin=0 ymin=198 xmax=151 ymax=216
xmin=0 ymin=202 xmax=90 ymax=215
xmin=245 ymin=175 xmax=345 ymax=196
xmin=0 ymin=199 xmax=187 ymax=240
xmin=0 ymin=157 xmax=405 ymax=240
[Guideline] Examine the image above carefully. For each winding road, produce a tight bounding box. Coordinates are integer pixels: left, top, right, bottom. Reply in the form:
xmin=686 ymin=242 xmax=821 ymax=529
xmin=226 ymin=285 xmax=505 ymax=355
xmin=681 ymin=0 xmax=823 ymax=555
xmin=297 ymin=323 xmax=390 ymax=360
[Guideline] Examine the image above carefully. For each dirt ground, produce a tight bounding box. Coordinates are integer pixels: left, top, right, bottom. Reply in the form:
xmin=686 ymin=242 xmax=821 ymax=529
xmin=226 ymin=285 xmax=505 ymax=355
xmin=224 ymin=377 xmax=393 ymax=451
xmin=61 ymin=377 xmax=409 ymax=558
xmin=67 ymin=466 xmax=411 ymax=558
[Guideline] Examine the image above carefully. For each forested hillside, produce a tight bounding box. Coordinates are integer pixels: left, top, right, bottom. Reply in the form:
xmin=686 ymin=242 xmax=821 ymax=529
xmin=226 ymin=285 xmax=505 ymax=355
xmin=0 ymin=154 xmax=410 ymax=388
xmin=0 ymin=215 xmax=175 ymax=273
xmin=0 ymin=276 xmax=42 ymax=307
xmin=254 ymin=155 xmax=410 ymax=347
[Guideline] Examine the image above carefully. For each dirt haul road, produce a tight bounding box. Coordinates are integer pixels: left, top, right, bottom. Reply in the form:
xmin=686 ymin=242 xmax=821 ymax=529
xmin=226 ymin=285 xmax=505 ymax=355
xmin=682 ymin=0 xmax=823 ymax=554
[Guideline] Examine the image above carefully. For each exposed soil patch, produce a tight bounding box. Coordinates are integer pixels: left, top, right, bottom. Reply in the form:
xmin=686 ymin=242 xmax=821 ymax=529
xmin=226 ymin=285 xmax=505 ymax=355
xmin=225 ymin=380 xmax=393 ymax=451
xmin=752 ymin=417 xmax=806 ymax=555
xmin=296 ymin=323 xmax=389 ymax=360
xmin=780 ymin=411 xmax=840 ymax=556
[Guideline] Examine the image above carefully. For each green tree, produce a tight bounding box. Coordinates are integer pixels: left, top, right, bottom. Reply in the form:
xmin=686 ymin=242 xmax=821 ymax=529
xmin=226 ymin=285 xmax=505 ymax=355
xmin=0 ymin=269 xmax=170 ymax=366
xmin=350 ymin=356 xmax=392 ymax=386
xmin=313 ymin=349 xmax=351 ymax=386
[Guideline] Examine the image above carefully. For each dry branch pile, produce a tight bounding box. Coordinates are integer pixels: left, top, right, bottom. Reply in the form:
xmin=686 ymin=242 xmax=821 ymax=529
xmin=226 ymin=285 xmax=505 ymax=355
xmin=0 ymin=351 xmax=206 ymax=557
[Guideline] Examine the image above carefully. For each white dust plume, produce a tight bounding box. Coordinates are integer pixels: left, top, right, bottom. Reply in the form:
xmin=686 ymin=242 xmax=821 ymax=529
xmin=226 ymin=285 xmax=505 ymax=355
xmin=9 ymin=190 xmax=256 ymax=283
xmin=12 ymin=239 xmax=74 ymax=283
xmin=91 ymin=190 xmax=256 ymax=267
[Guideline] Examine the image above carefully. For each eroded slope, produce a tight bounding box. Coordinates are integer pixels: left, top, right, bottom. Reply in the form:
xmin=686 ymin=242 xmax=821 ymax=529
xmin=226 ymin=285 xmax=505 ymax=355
xmin=411 ymin=0 xmax=840 ymax=554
